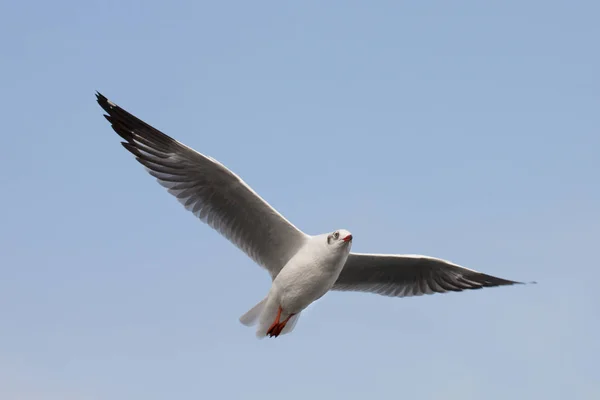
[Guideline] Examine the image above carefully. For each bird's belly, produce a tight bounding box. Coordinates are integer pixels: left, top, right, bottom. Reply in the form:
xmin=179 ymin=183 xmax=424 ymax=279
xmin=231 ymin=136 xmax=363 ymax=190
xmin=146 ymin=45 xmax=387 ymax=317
xmin=273 ymin=262 xmax=342 ymax=313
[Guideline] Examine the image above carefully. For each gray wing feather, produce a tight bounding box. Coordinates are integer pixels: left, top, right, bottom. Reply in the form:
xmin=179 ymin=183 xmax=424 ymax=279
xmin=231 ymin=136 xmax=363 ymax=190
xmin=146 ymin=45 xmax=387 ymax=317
xmin=96 ymin=92 xmax=308 ymax=278
xmin=333 ymin=252 xmax=526 ymax=297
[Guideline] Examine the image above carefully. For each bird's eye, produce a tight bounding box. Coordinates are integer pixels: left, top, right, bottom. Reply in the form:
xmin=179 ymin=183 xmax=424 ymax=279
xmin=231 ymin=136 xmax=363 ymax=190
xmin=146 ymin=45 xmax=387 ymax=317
xmin=333 ymin=231 xmax=339 ymax=240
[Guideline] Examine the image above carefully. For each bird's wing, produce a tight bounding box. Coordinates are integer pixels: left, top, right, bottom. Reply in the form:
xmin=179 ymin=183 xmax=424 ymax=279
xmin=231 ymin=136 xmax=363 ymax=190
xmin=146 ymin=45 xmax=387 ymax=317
xmin=96 ymin=92 xmax=309 ymax=278
xmin=332 ymin=252 xmax=526 ymax=297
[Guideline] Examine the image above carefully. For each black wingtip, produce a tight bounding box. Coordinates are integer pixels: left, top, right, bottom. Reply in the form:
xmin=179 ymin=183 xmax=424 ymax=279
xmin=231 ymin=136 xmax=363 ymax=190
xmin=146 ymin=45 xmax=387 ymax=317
xmin=96 ymin=92 xmax=119 ymax=115
xmin=95 ymin=91 xmax=105 ymax=102
xmin=513 ymin=280 xmax=537 ymax=286
xmin=96 ymin=91 xmax=107 ymax=106
xmin=95 ymin=91 xmax=180 ymax=151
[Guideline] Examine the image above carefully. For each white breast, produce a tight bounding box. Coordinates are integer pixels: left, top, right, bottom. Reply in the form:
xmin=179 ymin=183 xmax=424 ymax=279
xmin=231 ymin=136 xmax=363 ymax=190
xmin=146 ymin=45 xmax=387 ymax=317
xmin=271 ymin=235 xmax=351 ymax=313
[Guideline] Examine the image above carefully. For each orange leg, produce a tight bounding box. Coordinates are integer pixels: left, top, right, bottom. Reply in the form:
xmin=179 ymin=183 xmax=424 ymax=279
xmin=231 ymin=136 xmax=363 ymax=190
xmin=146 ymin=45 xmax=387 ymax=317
xmin=273 ymin=314 xmax=294 ymax=336
xmin=266 ymin=306 xmax=282 ymax=337
xmin=267 ymin=307 xmax=295 ymax=338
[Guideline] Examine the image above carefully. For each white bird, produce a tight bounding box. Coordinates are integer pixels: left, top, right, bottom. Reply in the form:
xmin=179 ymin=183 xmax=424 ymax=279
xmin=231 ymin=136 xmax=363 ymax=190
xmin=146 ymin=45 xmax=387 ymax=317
xmin=96 ymin=92 xmax=531 ymax=338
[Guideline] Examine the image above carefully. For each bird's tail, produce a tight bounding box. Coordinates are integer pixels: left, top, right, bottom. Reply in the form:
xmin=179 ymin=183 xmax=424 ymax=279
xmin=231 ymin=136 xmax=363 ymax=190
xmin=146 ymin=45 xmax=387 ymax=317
xmin=239 ymin=297 xmax=268 ymax=326
xmin=256 ymin=296 xmax=301 ymax=339
xmin=240 ymin=295 xmax=302 ymax=338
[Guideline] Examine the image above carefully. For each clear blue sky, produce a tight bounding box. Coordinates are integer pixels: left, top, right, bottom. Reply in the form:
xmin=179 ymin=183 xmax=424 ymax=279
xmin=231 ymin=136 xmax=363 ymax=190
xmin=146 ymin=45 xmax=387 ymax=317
xmin=1 ymin=1 xmax=598 ymax=399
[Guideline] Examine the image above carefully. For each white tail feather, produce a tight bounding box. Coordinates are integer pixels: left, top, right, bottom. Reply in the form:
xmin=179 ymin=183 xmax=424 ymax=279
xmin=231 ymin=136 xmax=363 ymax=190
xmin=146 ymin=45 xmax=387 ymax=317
xmin=239 ymin=297 xmax=267 ymax=326
xmin=255 ymin=296 xmax=280 ymax=338
xmin=241 ymin=296 xmax=303 ymax=338
xmin=279 ymin=313 xmax=301 ymax=335
xmin=256 ymin=298 xmax=302 ymax=338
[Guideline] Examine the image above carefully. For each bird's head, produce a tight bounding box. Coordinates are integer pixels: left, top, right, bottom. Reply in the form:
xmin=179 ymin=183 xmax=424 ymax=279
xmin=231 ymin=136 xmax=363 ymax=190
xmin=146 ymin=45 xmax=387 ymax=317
xmin=327 ymin=229 xmax=353 ymax=247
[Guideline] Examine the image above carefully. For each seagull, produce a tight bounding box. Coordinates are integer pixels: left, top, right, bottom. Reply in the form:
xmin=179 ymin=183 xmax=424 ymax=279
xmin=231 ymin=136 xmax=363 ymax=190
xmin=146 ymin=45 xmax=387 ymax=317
xmin=96 ymin=92 xmax=531 ymax=338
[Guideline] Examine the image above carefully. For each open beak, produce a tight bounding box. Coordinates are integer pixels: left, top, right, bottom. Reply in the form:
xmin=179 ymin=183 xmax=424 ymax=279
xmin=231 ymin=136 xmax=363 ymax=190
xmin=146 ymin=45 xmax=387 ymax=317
xmin=342 ymin=234 xmax=353 ymax=242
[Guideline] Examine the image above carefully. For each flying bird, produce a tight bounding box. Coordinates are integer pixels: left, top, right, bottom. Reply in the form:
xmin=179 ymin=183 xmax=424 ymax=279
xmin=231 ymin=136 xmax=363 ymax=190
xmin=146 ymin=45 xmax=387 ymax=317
xmin=96 ymin=92 xmax=531 ymax=338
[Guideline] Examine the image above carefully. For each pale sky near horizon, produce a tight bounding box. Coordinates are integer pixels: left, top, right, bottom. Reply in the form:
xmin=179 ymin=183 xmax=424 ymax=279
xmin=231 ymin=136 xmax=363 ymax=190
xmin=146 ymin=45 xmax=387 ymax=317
xmin=1 ymin=1 xmax=599 ymax=399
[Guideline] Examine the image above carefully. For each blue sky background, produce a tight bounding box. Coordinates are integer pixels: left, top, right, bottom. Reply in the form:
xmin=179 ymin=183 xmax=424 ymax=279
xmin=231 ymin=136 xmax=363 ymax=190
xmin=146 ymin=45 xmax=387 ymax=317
xmin=1 ymin=1 xmax=598 ymax=399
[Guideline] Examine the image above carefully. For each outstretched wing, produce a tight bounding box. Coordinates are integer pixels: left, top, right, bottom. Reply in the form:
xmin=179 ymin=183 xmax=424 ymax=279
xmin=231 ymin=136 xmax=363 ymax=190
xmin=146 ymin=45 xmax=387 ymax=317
xmin=333 ymin=252 xmax=526 ymax=297
xmin=96 ymin=92 xmax=309 ymax=278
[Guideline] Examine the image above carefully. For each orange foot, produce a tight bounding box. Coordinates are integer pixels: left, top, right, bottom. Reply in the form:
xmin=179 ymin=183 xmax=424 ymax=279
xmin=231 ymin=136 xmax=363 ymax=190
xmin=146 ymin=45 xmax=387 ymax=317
xmin=266 ymin=306 xmax=295 ymax=338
